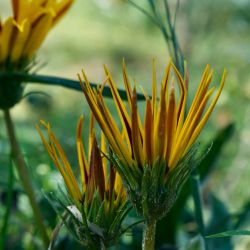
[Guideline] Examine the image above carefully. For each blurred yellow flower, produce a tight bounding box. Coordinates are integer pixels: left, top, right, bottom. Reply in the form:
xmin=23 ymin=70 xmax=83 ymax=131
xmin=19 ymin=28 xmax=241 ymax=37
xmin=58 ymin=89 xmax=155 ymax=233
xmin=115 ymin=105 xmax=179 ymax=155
xmin=0 ymin=0 xmax=73 ymax=69
xmin=79 ymin=61 xmax=226 ymax=174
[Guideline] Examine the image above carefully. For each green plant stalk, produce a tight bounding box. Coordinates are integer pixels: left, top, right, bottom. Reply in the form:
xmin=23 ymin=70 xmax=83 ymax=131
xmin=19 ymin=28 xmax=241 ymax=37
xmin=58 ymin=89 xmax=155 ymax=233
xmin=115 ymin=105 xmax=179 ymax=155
xmin=0 ymin=72 xmax=145 ymax=101
xmin=163 ymin=0 xmax=184 ymax=75
xmin=142 ymin=219 xmax=157 ymax=250
xmin=48 ymin=211 xmax=69 ymax=250
xmin=0 ymin=157 xmax=14 ymax=250
xmin=128 ymin=0 xmax=184 ymax=76
xmin=191 ymin=173 xmax=208 ymax=250
xmin=3 ymin=109 xmax=49 ymax=247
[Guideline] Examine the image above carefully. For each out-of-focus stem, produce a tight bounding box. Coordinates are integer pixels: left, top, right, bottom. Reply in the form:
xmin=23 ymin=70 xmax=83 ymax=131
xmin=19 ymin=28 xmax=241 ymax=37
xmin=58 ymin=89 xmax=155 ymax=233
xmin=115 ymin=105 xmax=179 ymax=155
xmin=0 ymin=157 xmax=14 ymax=250
xmin=191 ymin=173 xmax=208 ymax=250
xmin=49 ymin=211 xmax=69 ymax=250
xmin=3 ymin=109 xmax=49 ymax=247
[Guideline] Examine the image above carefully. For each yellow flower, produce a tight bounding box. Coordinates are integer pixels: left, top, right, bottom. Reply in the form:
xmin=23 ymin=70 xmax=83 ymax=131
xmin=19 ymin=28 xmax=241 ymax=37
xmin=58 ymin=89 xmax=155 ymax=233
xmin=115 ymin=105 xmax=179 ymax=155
xmin=79 ymin=61 xmax=226 ymax=174
xmin=37 ymin=115 xmax=126 ymax=209
xmin=37 ymin=115 xmax=129 ymax=248
xmin=0 ymin=0 xmax=73 ymax=69
xmin=79 ymin=61 xmax=226 ymax=221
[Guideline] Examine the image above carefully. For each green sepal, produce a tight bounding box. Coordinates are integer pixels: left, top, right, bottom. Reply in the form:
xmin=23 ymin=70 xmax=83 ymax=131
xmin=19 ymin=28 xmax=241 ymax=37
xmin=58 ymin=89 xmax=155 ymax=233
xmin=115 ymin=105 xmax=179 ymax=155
xmin=94 ymin=200 xmax=105 ymax=225
xmin=0 ymin=77 xmax=24 ymax=109
xmin=87 ymin=189 xmax=101 ymax=221
xmin=109 ymin=144 xmax=199 ymax=223
xmin=44 ymin=183 xmax=136 ymax=249
xmin=108 ymin=202 xmax=131 ymax=236
xmin=141 ymin=165 xmax=151 ymax=219
xmin=108 ymin=152 xmax=140 ymax=191
xmin=151 ymin=158 xmax=167 ymax=197
xmin=45 ymin=192 xmax=84 ymax=244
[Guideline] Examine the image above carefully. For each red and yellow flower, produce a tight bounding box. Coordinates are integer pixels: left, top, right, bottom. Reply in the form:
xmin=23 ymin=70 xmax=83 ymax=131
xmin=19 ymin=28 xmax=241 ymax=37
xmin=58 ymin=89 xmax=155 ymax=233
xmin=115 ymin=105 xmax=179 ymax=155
xmin=80 ymin=61 xmax=225 ymax=173
xmin=37 ymin=115 xmax=128 ymax=248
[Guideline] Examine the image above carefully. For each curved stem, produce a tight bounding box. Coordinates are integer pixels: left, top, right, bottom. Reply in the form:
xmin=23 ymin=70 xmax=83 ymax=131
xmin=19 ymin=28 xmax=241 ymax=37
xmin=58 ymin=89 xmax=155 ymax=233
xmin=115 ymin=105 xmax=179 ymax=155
xmin=3 ymin=109 xmax=49 ymax=247
xmin=0 ymin=72 xmax=145 ymax=101
xmin=49 ymin=211 xmax=69 ymax=250
xmin=142 ymin=219 xmax=157 ymax=250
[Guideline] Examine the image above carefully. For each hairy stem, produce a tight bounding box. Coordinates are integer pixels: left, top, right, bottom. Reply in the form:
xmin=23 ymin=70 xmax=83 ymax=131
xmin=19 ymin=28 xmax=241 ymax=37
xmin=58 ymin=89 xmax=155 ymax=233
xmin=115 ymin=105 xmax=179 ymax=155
xmin=3 ymin=109 xmax=49 ymax=247
xmin=142 ymin=219 xmax=157 ymax=250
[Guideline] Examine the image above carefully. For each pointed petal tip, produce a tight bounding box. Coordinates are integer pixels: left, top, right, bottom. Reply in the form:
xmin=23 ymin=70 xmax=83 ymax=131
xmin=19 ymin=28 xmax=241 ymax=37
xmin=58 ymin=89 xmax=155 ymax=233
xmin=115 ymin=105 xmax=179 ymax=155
xmin=78 ymin=115 xmax=84 ymax=123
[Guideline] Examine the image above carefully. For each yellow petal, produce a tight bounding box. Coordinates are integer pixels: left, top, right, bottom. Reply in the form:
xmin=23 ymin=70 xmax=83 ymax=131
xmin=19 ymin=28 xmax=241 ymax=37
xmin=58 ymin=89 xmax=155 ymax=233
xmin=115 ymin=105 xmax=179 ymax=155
xmin=0 ymin=17 xmax=14 ymax=63
xmin=50 ymin=0 xmax=73 ymax=25
xmin=122 ymin=60 xmax=133 ymax=111
xmin=14 ymin=0 xmax=47 ymax=24
xmin=170 ymin=87 xmax=215 ymax=168
xmin=152 ymin=59 xmax=157 ymax=117
xmin=186 ymin=70 xmax=226 ymax=150
xmin=76 ymin=115 xmax=89 ymax=193
xmin=103 ymin=66 xmax=132 ymax=154
xmin=131 ymin=87 xmax=144 ymax=167
xmin=10 ymin=19 xmax=30 ymax=62
xmin=79 ymin=72 xmax=133 ymax=167
xmin=165 ymin=84 xmax=177 ymax=163
xmin=37 ymin=123 xmax=82 ymax=203
xmin=156 ymin=86 xmax=168 ymax=161
xmin=144 ymin=98 xmax=153 ymax=165
xmin=101 ymin=132 xmax=109 ymax=191
xmin=22 ymin=12 xmax=53 ymax=59
xmin=171 ymin=62 xmax=187 ymax=134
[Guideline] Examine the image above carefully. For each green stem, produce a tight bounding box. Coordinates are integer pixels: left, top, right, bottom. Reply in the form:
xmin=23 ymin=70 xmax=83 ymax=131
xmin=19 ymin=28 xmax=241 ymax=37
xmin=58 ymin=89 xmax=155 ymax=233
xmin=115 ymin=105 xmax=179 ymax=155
xmin=0 ymin=72 xmax=145 ymax=101
xmin=142 ymin=219 xmax=157 ymax=250
xmin=191 ymin=173 xmax=208 ymax=250
xmin=3 ymin=109 xmax=49 ymax=247
xmin=0 ymin=157 xmax=14 ymax=250
xmin=49 ymin=211 xmax=69 ymax=250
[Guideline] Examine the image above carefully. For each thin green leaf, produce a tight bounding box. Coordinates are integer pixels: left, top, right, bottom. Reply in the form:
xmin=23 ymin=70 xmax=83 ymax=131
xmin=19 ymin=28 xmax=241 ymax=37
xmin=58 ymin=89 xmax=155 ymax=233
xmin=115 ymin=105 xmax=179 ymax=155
xmin=108 ymin=202 xmax=132 ymax=236
xmin=206 ymin=230 xmax=250 ymax=238
xmin=190 ymin=174 xmax=206 ymax=239
xmin=48 ymin=211 xmax=69 ymax=250
xmin=206 ymin=194 xmax=233 ymax=250
xmin=121 ymin=219 xmax=144 ymax=235
xmin=44 ymin=193 xmax=82 ymax=242
xmin=87 ymin=190 xmax=101 ymax=221
xmin=126 ymin=0 xmax=161 ymax=28
xmin=94 ymin=201 xmax=105 ymax=225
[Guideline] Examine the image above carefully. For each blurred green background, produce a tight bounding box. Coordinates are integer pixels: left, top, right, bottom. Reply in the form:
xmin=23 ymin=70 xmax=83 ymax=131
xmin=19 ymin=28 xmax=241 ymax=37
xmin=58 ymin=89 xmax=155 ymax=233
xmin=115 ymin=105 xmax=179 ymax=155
xmin=1 ymin=0 xmax=250 ymax=249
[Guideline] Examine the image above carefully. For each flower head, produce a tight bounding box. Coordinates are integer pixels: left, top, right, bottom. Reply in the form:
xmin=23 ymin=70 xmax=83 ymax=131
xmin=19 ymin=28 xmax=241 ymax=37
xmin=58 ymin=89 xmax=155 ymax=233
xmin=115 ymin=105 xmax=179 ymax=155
xmin=79 ymin=61 xmax=226 ymax=220
xmin=0 ymin=0 xmax=73 ymax=70
xmin=0 ymin=0 xmax=73 ymax=110
xmin=37 ymin=115 xmax=128 ymax=248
